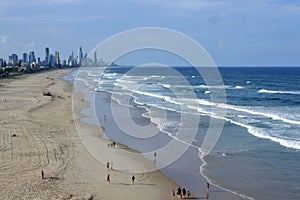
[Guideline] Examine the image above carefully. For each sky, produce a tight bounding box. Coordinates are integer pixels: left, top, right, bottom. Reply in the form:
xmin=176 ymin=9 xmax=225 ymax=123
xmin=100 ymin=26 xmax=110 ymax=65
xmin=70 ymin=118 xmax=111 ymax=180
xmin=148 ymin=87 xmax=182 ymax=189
xmin=0 ymin=0 xmax=299 ymax=66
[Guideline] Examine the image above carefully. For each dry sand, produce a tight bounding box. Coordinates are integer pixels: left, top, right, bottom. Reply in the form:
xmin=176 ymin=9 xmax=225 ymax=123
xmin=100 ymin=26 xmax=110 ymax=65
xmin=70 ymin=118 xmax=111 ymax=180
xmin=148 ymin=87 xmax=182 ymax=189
xmin=0 ymin=70 xmax=179 ymax=200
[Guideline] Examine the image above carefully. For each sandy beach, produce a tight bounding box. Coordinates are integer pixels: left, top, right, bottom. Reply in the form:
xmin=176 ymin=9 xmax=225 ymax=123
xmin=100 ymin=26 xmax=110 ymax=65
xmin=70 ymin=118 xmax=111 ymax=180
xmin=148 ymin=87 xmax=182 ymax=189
xmin=0 ymin=70 xmax=178 ymax=200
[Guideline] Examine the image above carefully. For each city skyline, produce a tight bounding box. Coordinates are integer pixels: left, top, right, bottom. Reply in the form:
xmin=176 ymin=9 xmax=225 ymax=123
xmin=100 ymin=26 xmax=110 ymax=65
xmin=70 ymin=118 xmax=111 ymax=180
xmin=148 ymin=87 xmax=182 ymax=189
xmin=0 ymin=46 xmax=110 ymax=72
xmin=0 ymin=46 xmax=87 ymax=67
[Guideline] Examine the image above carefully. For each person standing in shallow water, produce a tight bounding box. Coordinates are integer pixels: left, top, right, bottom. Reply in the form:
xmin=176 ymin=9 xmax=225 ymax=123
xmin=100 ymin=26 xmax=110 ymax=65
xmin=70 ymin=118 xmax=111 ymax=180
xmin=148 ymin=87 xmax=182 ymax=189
xmin=206 ymin=182 xmax=210 ymax=199
xmin=132 ymin=175 xmax=135 ymax=184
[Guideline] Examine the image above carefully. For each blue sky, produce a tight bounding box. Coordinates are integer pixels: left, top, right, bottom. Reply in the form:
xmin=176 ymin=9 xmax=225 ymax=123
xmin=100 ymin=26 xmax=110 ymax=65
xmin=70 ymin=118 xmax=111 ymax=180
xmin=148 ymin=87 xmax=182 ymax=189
xmin=0 ymin=0 xmax=299 ymax=66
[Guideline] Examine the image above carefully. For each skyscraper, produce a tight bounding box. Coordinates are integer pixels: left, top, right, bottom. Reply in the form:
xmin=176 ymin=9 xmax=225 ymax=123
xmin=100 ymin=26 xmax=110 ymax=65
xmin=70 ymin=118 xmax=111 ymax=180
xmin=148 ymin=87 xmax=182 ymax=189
xmin=45 ymin=47 xmax=49 ymax=64
xmin=9 ymin=54 xmax=18 ymax=65
xmin=78 ymin=46 xmax=83 ymax=64
xmin=49 ymin=54 xmax=55 ymax=66
xmin=55 ymin=51 xmax=60 ymax=66
xmin=71 ymin=51 xmax=74 ymax=61
xmin=29 ymin=51 xmax=36 ymax=63
xmin=0 ymin=58 xmax=3 ymax=67
xmin=94 ymin=51 xmax=98 ymax=65
xmin=23 ymin=53 xmax=28 ymax=63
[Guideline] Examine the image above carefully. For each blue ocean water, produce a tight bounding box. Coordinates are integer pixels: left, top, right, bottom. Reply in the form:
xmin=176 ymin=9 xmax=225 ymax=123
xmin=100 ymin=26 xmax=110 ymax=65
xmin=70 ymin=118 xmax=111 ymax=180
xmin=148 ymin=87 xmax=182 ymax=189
xmin=69 ymin=66 xmax=300 ymax=200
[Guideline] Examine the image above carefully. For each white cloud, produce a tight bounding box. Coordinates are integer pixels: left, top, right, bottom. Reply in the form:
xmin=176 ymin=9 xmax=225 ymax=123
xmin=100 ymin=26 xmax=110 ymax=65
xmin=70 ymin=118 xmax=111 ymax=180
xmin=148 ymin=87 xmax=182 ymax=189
xmin=0 ymin=35 xmax=10 ymax=45
xmin=218 ymin=41 xmax=224 ymax=51
xmin=0 ymin=14 xmax=107 ymax=23
xmin=25 ymin=42 xmax=36 ymax=51
xmin=206 ymin=14 xmax=224 ymax=24
xmin=133 ymin=0 xmax=226 ymax=11
xmin=30 ymin=42 xmax=36 ymax=48
xmin=0 ymin=0 xmax=81 ymax=7
xmin=174 ymin=0 xmax=226 ymax=11
xmin=30 ymin=0 xmax=82 ymax=5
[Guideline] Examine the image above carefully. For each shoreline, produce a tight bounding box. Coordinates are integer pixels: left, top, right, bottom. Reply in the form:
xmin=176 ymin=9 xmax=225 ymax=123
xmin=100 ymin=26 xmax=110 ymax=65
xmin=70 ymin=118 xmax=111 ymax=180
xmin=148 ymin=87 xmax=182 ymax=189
xmin=76 ymin=76 xmax=248 ymax=199
xmin=0 ymin=69 xmax=178 ymax=199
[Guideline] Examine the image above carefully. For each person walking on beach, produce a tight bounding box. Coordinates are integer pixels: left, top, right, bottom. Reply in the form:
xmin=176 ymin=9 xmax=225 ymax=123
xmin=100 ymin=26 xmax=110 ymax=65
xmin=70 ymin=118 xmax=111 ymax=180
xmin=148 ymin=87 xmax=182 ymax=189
xmin=132 ymin=175 xmax=135 ymax=184
xmin=41 ymin=170 xmax=44 ymax=179
xmin=106 ymin=161 xmax=110 ymax=170
xmin=177 ymin=186 xmax=182 ymax=198
xmin=206 ymin=182 xmax=210 ymax=199
xmin=182 ymin=188 xmax=186 ymax=198
xmin=172 ymin=190 xmax=175 ymax=199
xmin=187 ymin=190 xmax=191 ymax=198
xmin=106 ymin=174 xmax=110 ymax=183
xmin=154 ymin=152 xmax=157 ymax=163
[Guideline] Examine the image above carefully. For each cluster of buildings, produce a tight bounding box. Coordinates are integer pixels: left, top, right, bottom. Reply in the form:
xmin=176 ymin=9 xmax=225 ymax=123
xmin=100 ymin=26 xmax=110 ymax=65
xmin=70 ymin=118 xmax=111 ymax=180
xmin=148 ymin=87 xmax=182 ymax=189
xmin=0 ymin=46 xmax=108 ymax=77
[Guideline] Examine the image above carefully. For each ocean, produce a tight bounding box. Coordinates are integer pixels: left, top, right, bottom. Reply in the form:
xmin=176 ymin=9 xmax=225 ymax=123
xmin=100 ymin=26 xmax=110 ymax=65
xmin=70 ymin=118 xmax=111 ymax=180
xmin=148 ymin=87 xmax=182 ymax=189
xmin=66 ymin=66 xmax=300 ymax=200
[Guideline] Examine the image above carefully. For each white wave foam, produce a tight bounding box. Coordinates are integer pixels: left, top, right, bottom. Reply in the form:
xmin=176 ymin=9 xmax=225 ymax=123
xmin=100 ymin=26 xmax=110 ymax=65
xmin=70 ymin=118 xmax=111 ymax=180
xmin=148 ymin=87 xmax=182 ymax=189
xmin=258 ymin=89 xmax=300 ymax=95
xmin=225 ymin=104 xmax=300 ymax=125
xmin=157 ymin=83 xmax=171 ymax=88
xmin=116 ymin=79 xmax=138 ymax=84
xmin=227 ymin=118 xmax=300 ymax=150
xmin=160 ymin=84 xmax=231 ymax=89
xmin=103 ymin=72 xmax=119 ymax=79
xmin=235 ymin=86 xmax=244 ymax=89
xmin=191 ymin=98 xmax=300 ymax=126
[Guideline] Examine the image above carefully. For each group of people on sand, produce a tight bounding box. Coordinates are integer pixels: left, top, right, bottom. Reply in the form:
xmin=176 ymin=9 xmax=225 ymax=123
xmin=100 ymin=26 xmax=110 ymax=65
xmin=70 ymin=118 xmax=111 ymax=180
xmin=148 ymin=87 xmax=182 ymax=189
xmin=172 ymin=182 xmax=210 ymax=199
xmin=106 ymin=174 xmax=136 ymax=185
xmin=107 ymin=141 xmax=116 ymax=147
xmin=173 ymin=186 xmax=190 ymax=199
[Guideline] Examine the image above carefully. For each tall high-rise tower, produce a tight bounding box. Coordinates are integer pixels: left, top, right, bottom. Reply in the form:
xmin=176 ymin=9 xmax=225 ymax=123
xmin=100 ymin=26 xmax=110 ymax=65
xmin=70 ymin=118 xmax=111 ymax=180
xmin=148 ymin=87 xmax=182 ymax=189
xmin=94 ymin=51 xmax=98 ymax=65
xmin=45 ymin=47 xmax=49 ymax=64
xmin=29 ymin=51 xmax=36 ymax=63
xmin=55 ymin=51 xmax=60 ymax=66
xmin=78 ymin=46 xmax=83 ymax=64
xmin=23 ymin=53 xmax=28 ymax=63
